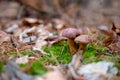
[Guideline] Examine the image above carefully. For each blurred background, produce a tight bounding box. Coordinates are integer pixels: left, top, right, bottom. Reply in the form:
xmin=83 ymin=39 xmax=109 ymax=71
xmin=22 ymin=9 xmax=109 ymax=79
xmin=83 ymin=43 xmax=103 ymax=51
xmin=0 ymin=0 xmax=120 ymax=28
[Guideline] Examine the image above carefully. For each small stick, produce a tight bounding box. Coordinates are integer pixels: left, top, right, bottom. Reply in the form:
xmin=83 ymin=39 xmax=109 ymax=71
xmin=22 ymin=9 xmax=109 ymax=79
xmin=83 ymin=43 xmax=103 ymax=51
xmin=68 ymin=53 xmax=82 ymax=79
xmin=10 ymin=35 xmax=20 ymax=57
xmin=17 ymin=5 xmax=25 ymax=20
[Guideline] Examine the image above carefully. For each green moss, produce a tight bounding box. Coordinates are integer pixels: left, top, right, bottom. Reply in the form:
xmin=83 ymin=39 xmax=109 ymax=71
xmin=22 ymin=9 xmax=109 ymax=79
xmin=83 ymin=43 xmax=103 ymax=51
xmin=97 ymin=36 xmax=106 ymax=41
xmin=5 ymin=39 xmax=120 ymax=75
xmin=20 ymin=50 xmax=34 ymax=56
xmin=40 ymin=42 xmax=72 ymax=65
xmin=18 ymin=42 xmax=71 ymax=75
xmin=7 ymin=50 xmax=16 ymax=56
xmin=82 ymin=43 xmax=106 ymax=63
xmin=19 ymin=63 xmax=28 ymax=68
xmin=115 ymin=61 xmax=120 ymax=75
xmin=28 ymin=61 xmax=47 ymax=76
xmin=7 ymin=50 xmax=37 ymax=57
xmin=0 ymin=61 xmax=4 ymax=72
xmin=82 ymin=43 xmax=120 ymax=75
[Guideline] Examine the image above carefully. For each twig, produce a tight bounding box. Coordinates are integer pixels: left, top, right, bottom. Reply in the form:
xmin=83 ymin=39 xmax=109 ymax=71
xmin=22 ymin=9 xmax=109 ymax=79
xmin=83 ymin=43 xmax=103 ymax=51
xmin=68 ymin=53 xmax=82 ymax=79
xmin=17 ymin=5 xmax=25 ymax=20
xmin=6 ymin=61 xmax=34 ymax=80
xmin=10 ymin=35 xmax=20 ymax=57
xmin=60 ymin=46 xmax=65 ymax=57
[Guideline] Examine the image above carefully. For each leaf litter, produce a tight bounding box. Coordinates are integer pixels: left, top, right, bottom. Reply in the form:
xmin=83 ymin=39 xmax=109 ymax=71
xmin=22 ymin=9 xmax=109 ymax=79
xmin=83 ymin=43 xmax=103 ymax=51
xmin=0 ymin=0 xmax=120 ymax=80
xmin=0 ymin=16 xmax=120 ymax=80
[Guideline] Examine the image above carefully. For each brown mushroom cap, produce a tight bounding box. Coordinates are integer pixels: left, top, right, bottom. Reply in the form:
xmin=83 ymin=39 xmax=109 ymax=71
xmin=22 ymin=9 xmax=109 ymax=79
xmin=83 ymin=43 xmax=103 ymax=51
xmin=75 ymin=35 xmax=92 ymax=44
xmin=61 ymin=28 xmax=80 ymax=38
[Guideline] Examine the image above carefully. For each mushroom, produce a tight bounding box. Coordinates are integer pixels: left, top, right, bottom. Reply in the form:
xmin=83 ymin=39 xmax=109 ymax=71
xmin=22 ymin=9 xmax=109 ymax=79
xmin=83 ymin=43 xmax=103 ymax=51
xmin=61 ymin=28 xmax=80 ymax=55
xmin=75 ymin=35 xmax=92 ymax=53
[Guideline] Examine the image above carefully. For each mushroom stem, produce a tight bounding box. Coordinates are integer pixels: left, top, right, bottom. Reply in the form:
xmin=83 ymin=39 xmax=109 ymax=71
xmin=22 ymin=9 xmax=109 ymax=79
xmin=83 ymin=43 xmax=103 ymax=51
xmin=67 ymin=38 xmax=78 ymax=56
xmin=77 ymin=44 xmax=87 ymax=54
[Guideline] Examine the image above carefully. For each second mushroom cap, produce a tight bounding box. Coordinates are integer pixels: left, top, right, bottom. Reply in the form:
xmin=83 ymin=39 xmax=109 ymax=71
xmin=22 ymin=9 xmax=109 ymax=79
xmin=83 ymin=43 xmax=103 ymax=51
xmin=75 ymin=35 xmax=92 ymax=44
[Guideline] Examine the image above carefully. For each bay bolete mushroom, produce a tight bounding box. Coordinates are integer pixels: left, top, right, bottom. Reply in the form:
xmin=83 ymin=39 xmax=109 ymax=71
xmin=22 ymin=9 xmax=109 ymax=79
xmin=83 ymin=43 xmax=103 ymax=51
xmin=61 ymin=28 xmax=80 ymax=55
xmin=75 ymin=35 xmax=92 ymax=53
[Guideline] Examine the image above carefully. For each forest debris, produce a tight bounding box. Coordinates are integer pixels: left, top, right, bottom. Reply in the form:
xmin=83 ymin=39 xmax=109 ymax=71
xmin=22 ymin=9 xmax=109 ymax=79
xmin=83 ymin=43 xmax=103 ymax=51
xmin=10 ymin=35 xmax=20 ymax=48
xmin=22 ymin=35 xmax=36 ymax=43
xmin=99 ymin=23 xmax=120 ymax=52
xmin=68 ymin=53 xmax=82 ymax=79
xmin=5 ymin=24 xmax=19 ymax=33
xmin=99 ymin=27 xmax=116 ymax=45
xmin=19 ymin=27 xmax=36 ymax=41
xmin=33 ymin=24 xmax=58 ymax=52
xmin=22 ymin=18 xmax=41 ymax=27
xmin=44 ymin=71 xmax=66 ymax=80
xmin=112 ymin=23 xmax=120 ymax=36
xmin=99 ymin=23 xmax=120 ymax=46
xmin=77 ymin=61 xmax=118 ymax=80
xmin=1 ymin=1 xmax=120 ymax=80
xmin=34 ymin=39 xmax=47 ymax=49
xmin=98 ymin=25 xmax=109 ymax=31
xmin=0 ymin=30 xmax=10 ymax=44
xmin=32 ymin=47 xmax=47 ymax=54
xmin=15 ymin=55 xmax=29 ymax=64
xmin=0 ymin=41 xmax=14 ymax=54
xmin=52 ymin=19 xmax=66 ymax=30
xmin=6 ymin=61 xmax=34 ymax=80
xmin=108 ymin=42 xmax=120 ymax=53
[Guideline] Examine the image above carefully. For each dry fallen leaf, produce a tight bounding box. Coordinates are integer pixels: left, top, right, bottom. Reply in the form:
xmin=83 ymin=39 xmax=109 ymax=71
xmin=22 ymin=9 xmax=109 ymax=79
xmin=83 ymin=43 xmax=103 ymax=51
xmin=22 ymin=18 xmax=41 ymax=27
xmin=0 ymin=30 xmax=10 ymax=44
xmin=44 ymin=71 xmax=66 ymax=80
xmin=99 ymin=29 xmax=116 ymax=46
xmin=112 ymin=23 xmax=120 ymax=36
xmin=15 ymin=55 xmax=29 ymax=64
xmin=108 ymin=42 xmax=120 ymax=53
xmin=99 ymin=23 xmax=120 ymax=47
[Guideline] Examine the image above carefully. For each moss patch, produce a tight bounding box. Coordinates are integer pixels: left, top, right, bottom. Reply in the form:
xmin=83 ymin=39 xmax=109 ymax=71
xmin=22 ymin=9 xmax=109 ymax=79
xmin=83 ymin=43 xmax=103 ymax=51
xmin=20 ymin=50 xmax=34 ymax=56
xmin=40 ymin=41 xmax=72 ymax=65
xmin=5 ymin=40 xmax=120 ymax=75
xmin=82 ymin=43 xmax=120 ymax=75
xmin=82 ymin=43 xmax=106 ymax=63
xmin=0 ymin=61 xmax=4 ymax=72
xmin=28 ymin=61 xmax=47 ymax=76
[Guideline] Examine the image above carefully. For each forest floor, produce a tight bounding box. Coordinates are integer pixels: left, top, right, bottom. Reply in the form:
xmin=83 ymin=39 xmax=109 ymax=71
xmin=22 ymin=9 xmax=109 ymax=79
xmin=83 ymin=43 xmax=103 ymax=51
xmin=0 ymin=0 xmax=120 ymax=80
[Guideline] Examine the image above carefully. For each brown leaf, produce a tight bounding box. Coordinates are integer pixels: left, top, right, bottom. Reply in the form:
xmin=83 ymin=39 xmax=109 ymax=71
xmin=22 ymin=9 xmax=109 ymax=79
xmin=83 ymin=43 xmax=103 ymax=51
xmin=22 ymin=18 xmax=40 ymax=27
xmin=99 ymin=29 xmax=113 ymax=37
xmin=99 ymin=23 xmax=120 ymax=46
xmin=0 ymin=30 xmax=10 ymax=44
xmin=112 ymin=23 xmax=120 ymax=36
xmin=99 ymin=29 xmax=116 ymax=46
xmin=108 ymin=42 xmax=120 ymax=53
